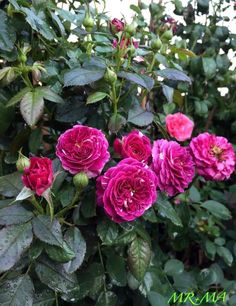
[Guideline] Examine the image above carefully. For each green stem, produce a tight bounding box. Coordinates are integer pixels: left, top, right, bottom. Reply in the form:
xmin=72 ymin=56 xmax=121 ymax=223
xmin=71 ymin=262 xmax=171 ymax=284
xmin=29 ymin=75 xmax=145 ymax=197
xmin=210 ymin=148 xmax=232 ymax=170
xmin=55 ymin=291 xmax=59 ymax=306
xmin=30 ymin=196 xmax=44 ymax=214
xmin=21 ymin=72 xmax=33 ymax=89
xmin=147 ymin=52 xmax=156 ymax=73
xmin=111 ymin=83 xmax=118 ymax=114
xmin=97 ymin=242 xmax=107 ymax=296
xmin=55 ymin=191 xmax=80 ymax=218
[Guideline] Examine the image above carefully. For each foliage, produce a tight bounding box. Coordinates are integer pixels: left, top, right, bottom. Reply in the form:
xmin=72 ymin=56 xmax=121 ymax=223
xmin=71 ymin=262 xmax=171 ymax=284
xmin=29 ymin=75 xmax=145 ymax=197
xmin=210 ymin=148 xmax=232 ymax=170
xmin=0 ymin=0 xmax=235 ymax=305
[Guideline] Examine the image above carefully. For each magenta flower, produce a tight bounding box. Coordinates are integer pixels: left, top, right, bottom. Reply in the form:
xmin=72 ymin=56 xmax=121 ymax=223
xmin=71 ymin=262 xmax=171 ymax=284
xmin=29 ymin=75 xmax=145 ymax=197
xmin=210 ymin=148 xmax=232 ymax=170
xmin=166 ymin=112 xmax=194 ymax=142
xmin=111 ymin=18 xmax=124 ymax=33
xmin=96 ymin=158 xmax=158 ymax=223
xmin=56 ymin=125 xmax=110 ymax=178
xmin=113 ymin=130 xmax=152 ymax=163
xmin=190 ymin=132 xmax=235 ymax=181
xmin=152 ymin=139 xmax=195 ymax=196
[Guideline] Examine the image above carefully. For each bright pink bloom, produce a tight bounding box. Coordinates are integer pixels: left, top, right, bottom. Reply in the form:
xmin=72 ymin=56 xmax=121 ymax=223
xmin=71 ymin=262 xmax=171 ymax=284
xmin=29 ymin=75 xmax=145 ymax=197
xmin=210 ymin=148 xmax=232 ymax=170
xmin=56 ymin=125 xmax=110 ymax=178
xmin=22 ymin=157 xmax=54 ymax=196
xmin=111 ymin=18 xmax=124 ymax=32
xmin=152 ymin=139 xmax=195 ymax=196
xmin=114 ymin=130 xmax=152 ymax=163
xmin=190 ymin=132 xmax=235 ymax=181
xmin=166 ymin=112 xmax=194 ymax=142
xmin=96 ymin=158 xmax=158 ymax=223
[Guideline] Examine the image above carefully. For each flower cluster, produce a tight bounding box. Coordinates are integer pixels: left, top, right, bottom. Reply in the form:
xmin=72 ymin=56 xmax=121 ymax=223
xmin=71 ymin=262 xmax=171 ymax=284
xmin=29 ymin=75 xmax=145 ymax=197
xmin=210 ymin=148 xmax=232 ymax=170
xmin=20 ymin=115 xmax=235 ymax=223
xmin=110 ymin=18 xmax=139 ymax=52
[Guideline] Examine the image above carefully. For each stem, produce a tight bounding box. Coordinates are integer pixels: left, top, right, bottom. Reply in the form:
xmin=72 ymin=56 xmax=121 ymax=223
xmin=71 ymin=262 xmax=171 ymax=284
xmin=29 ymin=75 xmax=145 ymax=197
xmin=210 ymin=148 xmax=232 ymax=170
xmin=21 ymin=71 xmax=33 ymax=89
xmin=55 ymin=291 xmax=59 ymax=306
xmin=147 ymin=52 xmax=156 ymax=73
xmin=97 ymin=242 xmax=107 ymax=297
xmin=30 ymin=196 xmax=44 ymax=214
xmin=55 ymin=191 xmax=80 ymax=218
xmin=111 ymin=83 xmax=118 ymax=114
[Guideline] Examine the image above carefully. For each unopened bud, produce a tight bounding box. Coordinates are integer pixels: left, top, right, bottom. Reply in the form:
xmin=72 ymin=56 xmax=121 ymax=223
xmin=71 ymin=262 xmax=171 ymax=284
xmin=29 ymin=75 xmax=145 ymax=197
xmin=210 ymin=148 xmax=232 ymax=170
xmin=73 ymin=172 xmax=89 ymax=191
xmin=104 ymin=68 xmax=117 ymax=84
xmin=16 ymin=151 xmax=30 ymax=172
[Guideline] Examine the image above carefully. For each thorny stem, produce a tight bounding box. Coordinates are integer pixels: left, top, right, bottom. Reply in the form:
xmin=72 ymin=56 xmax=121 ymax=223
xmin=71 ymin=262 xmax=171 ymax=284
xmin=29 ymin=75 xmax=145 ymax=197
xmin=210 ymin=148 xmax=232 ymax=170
xmin=111 ymin=82 xmax=118 ymax=114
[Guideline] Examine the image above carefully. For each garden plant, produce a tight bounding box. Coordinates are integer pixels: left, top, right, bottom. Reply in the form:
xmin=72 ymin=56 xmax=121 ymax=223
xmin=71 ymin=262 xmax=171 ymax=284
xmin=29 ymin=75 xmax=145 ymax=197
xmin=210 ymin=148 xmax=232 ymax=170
xmin=0 ymin=0 xmax=236 ymax=305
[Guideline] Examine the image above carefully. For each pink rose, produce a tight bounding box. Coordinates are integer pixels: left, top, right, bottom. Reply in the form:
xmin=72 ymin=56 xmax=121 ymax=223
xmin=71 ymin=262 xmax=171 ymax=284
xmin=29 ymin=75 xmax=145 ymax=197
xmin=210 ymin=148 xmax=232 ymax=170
xmin=152 ymin=139 xmax=195 ymax=196
xmin=166 ymin=112 xmax=194 ymax=142
xmin=190 ymin=132 xmax=235 ymax=181
xmin=96 ymin=158 xmax=158 ymax=223
xmin=111 ymin=18 xmax=124 ymax=33
xmin=56 ymin=125 xmax=110 ymax=178
xmin=22 ymin=157 xmax=54 ymax=196
xmin=113 ymin=130 xmax=152 ymax=163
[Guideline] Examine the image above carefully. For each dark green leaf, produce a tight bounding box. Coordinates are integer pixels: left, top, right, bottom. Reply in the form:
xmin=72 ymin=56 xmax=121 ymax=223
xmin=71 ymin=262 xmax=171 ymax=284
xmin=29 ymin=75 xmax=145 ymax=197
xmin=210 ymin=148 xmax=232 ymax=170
xmin=97 ymin=219 xmax=119 ymax=245
xmin=87 ymin=91 xmax=108 ymax=104
xmin=106 ymin=254 xmax=127 ymax=286
xmin=32 ymin=216 xmax=64 ymax=247
xmin=45 ymin=242 xmax=75 ymax=263
xmin=35 ymin=258 xmax=79 ymax=293
xmin=33 ymin=290 xmax=55 ymax=306
xmin=0 ymin=203 xmax=34 ymax=225
xmin=157 ymin=196 xmax=183 ymax=227
xmin=128 ymin=237 xmax=151 ymax=281
xmin=108 ymin=113 xmax=126 ymax=133
xmin=217 ymin=246 xmax=233 ymax=266
xmin=202 ymin=58 xmax=217 ymax=79
xmin=118 ymin=72 xmax=154 ymax=91
xmin=0 ymin=101 xmax=14 ymax=135
xmin=148 ymin=291 xmax=169 ymax=306
xmin=64 ymin=68 xmax=105 ymax=87
xmin=6 ymin=87 xmax=31 ymax=107
xmin=63 ymin=227 xmax=86 ymax=273
xmin=162 ymin=85 xmax=174 ymax=103
xmin=37 ymin=87 xmax=64 ymax=103
xmin=0 ymin=10 xmax=16 ymax=51
xmin=128 ymin=104 xmax=153 ymax=127
xmin=0 ymin=275 xmax=34 ymax=306
xmin=20 ymin=90 xmax=44 ymax=126
xmin=0 ymin=222 xmax=33 ymax=273
xmin=201 ymin=200 xmax=232 ymax=220
xmin=0 ymin=172 xmax=23 ymax=197
xmin=164 ymin=259 xmax=184 ymax=276
xmin=156 ymin=68 xmax=192 ymax=84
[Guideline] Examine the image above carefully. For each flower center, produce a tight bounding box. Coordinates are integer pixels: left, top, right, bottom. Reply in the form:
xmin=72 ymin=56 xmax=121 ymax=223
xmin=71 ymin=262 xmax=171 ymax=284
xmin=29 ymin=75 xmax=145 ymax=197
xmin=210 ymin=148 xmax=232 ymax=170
xmin=211 ymin=145 xmax=223 ymax=159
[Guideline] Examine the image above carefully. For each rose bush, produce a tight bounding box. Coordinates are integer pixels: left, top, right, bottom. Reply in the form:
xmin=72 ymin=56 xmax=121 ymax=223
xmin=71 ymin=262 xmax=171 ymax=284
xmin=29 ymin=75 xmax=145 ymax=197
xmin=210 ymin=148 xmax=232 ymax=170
xmin=0 ymin=0 xmax=235 ymax=305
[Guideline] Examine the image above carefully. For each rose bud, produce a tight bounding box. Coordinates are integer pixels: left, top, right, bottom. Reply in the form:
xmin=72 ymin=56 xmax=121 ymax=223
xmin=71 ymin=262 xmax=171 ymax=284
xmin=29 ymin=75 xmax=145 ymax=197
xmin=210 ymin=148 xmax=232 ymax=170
xmin=16 ymin=151 xmax=30 ymax=172
xmin=73 ymin=172 xmax=89 ymax=191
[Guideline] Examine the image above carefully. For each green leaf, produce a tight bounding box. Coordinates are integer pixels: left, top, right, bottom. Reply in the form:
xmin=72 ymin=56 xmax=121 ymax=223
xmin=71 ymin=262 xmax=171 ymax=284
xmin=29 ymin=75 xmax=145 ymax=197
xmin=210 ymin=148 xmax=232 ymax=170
xmin=0 ymin=203 xmax=34 ymax=225
xmin=217 ymin=246 xmax=233 ymax=266
xmin=64 ymin=68 xmax=105 ymax=87
xmin=202 ymin=58 xmax=217 ymax=79
xmin=118 ymin=71 xmax=154 ymax=91
xmin=205 ymin=240 xmax=216 ymax=260
xmin=164 ymin=259 xmax=184 ymax=276
xmin=106 ymin=254 xmax=127 ymax=287
xmin=21 ymin=7 xmax=55 ymax=40
xmin=29 ymin=241 xmax=44 ymax=261
xmin=35 ymin=258 xmax=79 ymax=293
xmin=63 ymin=227 xmax=86 ymax=274
xmin=0 ymin=101 xmax=14 ymax=135
xmin=148 ymin=291 xmax=169 ymax=306
xmin=201 ymin=200 xmax=232 ymax=220
xmin=170 ymin=46 xmax=196 ymax=58
xmin=6 ymin=87 xmax=31 ymax=107
xmin=33 ymin=289 xmax=55 ymax=306
xmin=37 ymin=87 xmax=64 ymax=103
xmin=95 ymin=291 xmax=118 ymax=306
xmin=173 ymin=271 xmax=197 ymax=291
xmin=0 ymin=10 xmax=16 ymax=51
xmin=97 ymin=219 xmax=119 ymax=245
xmin=156 ymin=68 xmax=192 ymax=83
xmin=189 ymin=185 xmax=201 ymax=202
xmin=45 ymin=242 xmax=75 ymax=263
xmin=162 ymin=85 xmax=174 ymax=103
xmin=81 ymin=189 xmax=96 ymax=218
xmin=32 ymin=216 xmax=64 ymax=247
xmin=0 ymin=172 xmax=23 ymax=197
xmin=128 ymin=237 xmax=151 ymax=281
xmin=108 ymin=113 xmax=126 ymax=133
xmin=128 ymin=103 xmax=153 ymax=127
xmin=0 ymin=222 xmax=33 ymax=273
xmin=20 ymin=90 xmax=44 ymax=126
xmin=157 ymin=195 xmax=183 ymax=227
xmin=0 ymin=275 xmax=34 ymax=306
xmin=87 ymin=91 xmax=108 ymax=104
